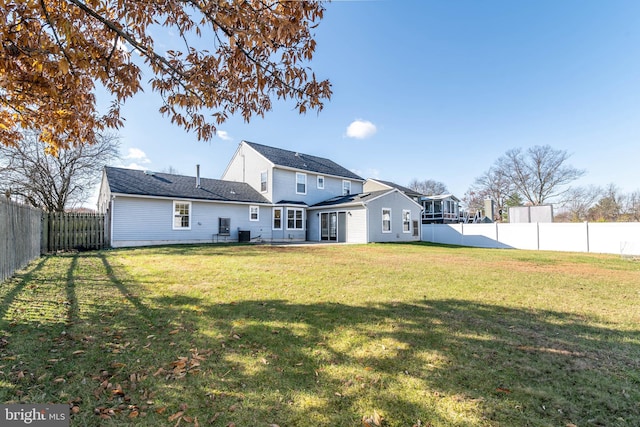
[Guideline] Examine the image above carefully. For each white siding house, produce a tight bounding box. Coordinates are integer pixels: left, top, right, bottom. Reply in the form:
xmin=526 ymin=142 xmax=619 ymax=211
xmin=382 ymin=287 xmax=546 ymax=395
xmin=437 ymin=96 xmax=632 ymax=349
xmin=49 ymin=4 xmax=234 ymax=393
xmin=99 ymin=141 xmax=424 ymax=247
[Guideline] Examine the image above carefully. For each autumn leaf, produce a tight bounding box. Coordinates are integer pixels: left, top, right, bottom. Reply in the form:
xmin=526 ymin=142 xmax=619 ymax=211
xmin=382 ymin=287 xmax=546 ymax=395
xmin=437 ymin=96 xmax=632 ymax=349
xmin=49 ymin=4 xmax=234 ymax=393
xmin=362 ymin=410 xmax=384 ymax=427
xmin=168 ymin=411 xmax=184 ymax=422
xmin=0 ymin=0 xmax=331 ymax=151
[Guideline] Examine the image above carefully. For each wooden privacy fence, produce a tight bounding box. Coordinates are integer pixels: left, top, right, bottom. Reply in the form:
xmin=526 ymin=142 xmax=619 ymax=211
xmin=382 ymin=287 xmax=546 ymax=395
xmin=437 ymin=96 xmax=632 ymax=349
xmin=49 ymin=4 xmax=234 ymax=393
xmin=0 ymin=198 xmax=42 ymax=283
xmin=43 ymin=212 xmax=109 ymax=253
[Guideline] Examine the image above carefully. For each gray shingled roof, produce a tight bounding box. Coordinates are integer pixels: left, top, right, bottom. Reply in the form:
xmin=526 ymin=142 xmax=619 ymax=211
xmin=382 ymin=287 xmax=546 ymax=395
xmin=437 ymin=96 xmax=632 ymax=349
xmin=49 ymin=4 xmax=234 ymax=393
xmin=244 ymin=141 xmax=363 ymax=181
xmin=372 ymin=179 xmax=422 ymax=197
xmin=104 ymin=167 xmax=270 ymax=204
xmin=310 ymin=190 xmax=391 ymax=208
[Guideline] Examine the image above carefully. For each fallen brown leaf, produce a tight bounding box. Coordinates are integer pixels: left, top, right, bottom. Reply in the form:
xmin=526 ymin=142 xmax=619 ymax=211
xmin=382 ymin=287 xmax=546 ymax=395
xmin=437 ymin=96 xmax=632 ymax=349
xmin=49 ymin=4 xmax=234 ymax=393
xmin=168 ymin=411 xmax=184 ymax=422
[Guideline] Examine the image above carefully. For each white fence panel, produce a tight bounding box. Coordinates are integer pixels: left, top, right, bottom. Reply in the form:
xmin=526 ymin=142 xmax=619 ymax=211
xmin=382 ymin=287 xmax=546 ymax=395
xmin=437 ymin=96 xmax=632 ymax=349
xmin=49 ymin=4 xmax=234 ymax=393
xmin=588 ymin=222 xmax=640 ymax=255
xmin=498 ymin=223 xmax=538 ymax=250
xmin=421 ymin=222 xmax=640 ymax=255
xmin=538 ymin=223 xmax=588 ymax=253
xmin=461 ymin=223 xmax=506 ymax=248
xmin=422 ymin=223 xmax=464 ymax=246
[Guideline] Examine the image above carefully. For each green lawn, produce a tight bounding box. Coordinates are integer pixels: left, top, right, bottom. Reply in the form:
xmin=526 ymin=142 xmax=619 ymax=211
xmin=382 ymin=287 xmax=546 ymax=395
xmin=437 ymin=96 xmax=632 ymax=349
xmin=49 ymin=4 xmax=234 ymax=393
xmin=0 ymin=243 xmax=639 ymax=426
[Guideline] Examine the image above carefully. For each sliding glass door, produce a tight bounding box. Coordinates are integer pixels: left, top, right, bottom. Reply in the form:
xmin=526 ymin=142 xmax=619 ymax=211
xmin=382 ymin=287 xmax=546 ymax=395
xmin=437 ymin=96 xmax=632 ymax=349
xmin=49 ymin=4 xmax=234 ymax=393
xmin=320 ymin=212 xmax=337 ymax=241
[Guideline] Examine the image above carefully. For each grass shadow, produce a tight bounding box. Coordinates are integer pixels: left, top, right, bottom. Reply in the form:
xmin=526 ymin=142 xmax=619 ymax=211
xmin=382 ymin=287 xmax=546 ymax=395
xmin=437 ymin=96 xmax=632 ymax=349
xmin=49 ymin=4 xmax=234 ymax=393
xmin=0 ymin=250 xmax=638 ymax=426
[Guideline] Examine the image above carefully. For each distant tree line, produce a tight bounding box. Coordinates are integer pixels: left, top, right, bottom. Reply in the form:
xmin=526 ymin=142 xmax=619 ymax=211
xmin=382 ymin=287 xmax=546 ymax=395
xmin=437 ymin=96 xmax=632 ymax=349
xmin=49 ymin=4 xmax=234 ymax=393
xmin=558 ymin=184 xmax=640 ymax=222
xmin=411 ymin=145 xmax=639 ymax=222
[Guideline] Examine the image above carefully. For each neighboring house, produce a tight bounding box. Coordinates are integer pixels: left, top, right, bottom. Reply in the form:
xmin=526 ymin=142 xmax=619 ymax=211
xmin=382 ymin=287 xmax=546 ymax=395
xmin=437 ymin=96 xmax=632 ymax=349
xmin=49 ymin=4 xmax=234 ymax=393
xmin=365 ymin=179 xmax=465 ymax=224
xmin=420 ymin=194 xmax=462 ymax=224
xmin=364 ymin=179 xmax=423 ymax=202
xmin=98 ymin=141 xmax=422 ymax=247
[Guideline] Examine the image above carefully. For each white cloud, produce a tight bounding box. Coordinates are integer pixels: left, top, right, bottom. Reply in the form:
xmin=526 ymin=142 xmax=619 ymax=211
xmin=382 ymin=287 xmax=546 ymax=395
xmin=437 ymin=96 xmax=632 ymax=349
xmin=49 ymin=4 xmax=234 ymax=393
xmin=346 ymin=120 xmax=377 ymax=139
xmin=124 ymin=148 xmax=151 ymax=164
xmin=217 ymin=130 xmax=232 ymax=141
xmin=122 ymin=148 xmax=151 ymax=170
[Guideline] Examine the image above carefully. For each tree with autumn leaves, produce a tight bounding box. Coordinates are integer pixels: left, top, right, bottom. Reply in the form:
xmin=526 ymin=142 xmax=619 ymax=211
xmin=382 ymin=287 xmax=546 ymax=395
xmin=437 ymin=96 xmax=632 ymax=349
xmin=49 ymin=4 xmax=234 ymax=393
xmin=0 ymin=0 xmax=331 ymax=153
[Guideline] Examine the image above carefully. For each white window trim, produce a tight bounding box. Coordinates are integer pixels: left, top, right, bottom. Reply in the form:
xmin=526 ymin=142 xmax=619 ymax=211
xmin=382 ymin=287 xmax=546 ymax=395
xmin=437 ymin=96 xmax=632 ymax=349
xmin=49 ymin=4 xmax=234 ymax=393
xmin=317 ymin=175 xmax=325 ymax=189
xmin=249 ymin=205 xmax=259 ymax=221
xmin=382 ymin=208 xmax=392 ymax=233
xmin=286 ymin=208 xmax=305 ymax=230
xmin=219 ymin=217 xmax=231 ymax=236
xmin=402 ymin=209 xmax=411 ymax=233
xmin=296 ymin=172 xmax=307 ymax=195
xmin=272 ymin=207 xmax=283 ymax=230
xmin=172 ymin=201 xmax=192 ymax=230
xmin=260 ymin=170 xmax=268 ymax=193
xmin=342 ymin=180 xmax=351 ymax=196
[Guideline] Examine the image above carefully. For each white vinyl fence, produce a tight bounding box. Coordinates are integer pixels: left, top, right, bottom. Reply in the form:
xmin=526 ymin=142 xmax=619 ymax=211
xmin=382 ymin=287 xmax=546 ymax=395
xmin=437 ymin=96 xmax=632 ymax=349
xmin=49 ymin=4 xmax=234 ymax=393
xmin=422 ymin=222 xmax=640 ymax=256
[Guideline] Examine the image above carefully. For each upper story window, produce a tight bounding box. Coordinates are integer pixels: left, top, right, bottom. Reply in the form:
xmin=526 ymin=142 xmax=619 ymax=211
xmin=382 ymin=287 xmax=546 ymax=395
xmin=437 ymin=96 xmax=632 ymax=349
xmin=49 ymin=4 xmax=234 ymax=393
xmin=296 ymin=172 xmax=307 ymax=194
xmin=250 ymin=205 xmax=259 ymax=221
xmin=317 ymin=175 xmax=325 ymax=189
xmin=382 ymin=208 xmax=391 ymax=233
xmin=173 ymin=201 xmax=191 ymax=230
xmin=342 ymin=180 xmax=351 ymax=196
xmin=260 ymin=171 xmax=268 ymax=193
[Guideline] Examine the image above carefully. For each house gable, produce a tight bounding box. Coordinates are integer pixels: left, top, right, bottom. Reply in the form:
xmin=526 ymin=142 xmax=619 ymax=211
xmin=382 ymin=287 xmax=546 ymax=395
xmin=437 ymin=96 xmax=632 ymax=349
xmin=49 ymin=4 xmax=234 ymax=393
xmin=364 ymin=179 xmax=423 ymax=201
xmin=223 ymin=141 xmax=365 ymax=205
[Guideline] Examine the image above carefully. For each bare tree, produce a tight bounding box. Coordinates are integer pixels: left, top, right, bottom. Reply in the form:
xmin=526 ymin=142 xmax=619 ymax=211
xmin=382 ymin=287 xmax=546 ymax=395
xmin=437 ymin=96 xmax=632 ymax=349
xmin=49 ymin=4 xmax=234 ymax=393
xmin=587 ymin=184 xmax=624 ymax=222
xmin=464 ymin=167 xmax=519 ymax=220
xmin=496 ymin=145 xmax=585 ymax=205
xmin=560 ymin=185 xmax=602 ymax=222
xmin=623 ymin=190 xmax=640 ymax=222
xmin=0 ymin=131 xmax=120 ymax=212
xmin=408 ymin=179 xmax=448 ymax=196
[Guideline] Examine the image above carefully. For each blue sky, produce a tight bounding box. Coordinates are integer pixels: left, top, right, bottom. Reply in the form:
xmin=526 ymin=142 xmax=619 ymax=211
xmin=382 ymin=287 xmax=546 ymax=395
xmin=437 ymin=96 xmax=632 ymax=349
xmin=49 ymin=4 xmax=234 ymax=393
xmin=99 ymin=0 xmax=640 ymax=206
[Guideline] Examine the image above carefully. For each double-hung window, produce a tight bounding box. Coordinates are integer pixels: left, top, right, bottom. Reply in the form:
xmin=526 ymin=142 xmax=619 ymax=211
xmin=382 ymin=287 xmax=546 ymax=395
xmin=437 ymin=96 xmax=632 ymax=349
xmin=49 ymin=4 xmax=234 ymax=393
xmin=342 ymin=180 xmax=351 ymax=196
xmin=273 ymin=208 xmax=283 ymax=230
xmin=250 ymin=205 xmax=259 ymax=221
xmin=382 ymin=208 xmax=391 ymax=233
xmin=296 ymin=172 xmax=307 ymax=194
xmin=287 ymin=208 xmax=304 ymax=230
xmin=317 ymin=175 xmax=325 ymax=189
xmin=173 ymin=201 xmax=191 ymax=230
xmin=219 ymin=217 xmax=231 ymax=235
xmin=402 ymin=210 xmax=411 ymax=233
xmin=260 ymin=171 xmax=268 ymax=192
